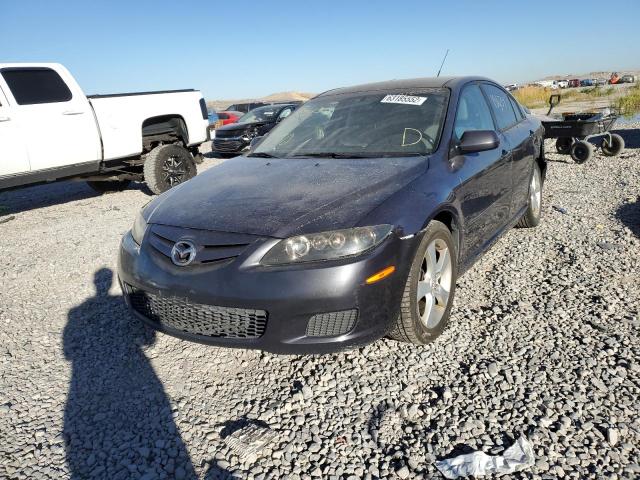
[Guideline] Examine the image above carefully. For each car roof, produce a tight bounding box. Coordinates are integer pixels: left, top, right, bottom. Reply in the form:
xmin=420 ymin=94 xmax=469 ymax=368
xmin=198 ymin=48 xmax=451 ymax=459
xmin=318 ymin=76 xmax=494 ymax=97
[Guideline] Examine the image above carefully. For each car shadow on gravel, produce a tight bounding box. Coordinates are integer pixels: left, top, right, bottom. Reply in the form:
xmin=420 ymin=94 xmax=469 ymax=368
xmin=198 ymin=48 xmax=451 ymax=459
xmin=62 ymin=268 xmax=229 ymax=480
xmin=616 ymin=196 xmax=640 ymax=237
xmin=0 ymin=180 xmax=151 ymax=216
xmin=614 ymin=127 xmax=640 ymax=149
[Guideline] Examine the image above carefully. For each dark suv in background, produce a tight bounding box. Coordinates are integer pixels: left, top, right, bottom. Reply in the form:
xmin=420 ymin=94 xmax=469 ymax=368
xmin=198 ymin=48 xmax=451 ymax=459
xmin=213 ymin=103 xmax=298 ymax=156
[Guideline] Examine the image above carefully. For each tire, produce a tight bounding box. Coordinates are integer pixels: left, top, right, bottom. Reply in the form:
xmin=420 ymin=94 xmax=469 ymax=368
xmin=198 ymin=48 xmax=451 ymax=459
xmin=601 ymin=133 xmax=624 ymax=156
xmin=86 ymin=179 xmax=131 ymax=194
xmin=389 ymin=220 xmax=457 ymax=344
xmin=555 ymin=137 xmax=572 ymax=155
xmin=144 ymin=144 xmax=197 ymax=195
xmin=516 ymin=162 xmax=543 ymax=228
xmin=570 ymin=140 xmax=593 ymax=164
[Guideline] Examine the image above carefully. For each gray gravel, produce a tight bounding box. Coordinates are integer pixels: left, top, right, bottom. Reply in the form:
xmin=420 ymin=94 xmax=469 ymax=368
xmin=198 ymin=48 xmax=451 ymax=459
xmin=1 ymin=125 xmax=639 ymax=480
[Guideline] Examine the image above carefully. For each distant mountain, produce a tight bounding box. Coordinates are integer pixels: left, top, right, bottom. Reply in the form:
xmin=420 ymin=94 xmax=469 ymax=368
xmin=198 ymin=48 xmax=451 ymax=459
xmin=206 ymin=91 xmax=315 ymax=111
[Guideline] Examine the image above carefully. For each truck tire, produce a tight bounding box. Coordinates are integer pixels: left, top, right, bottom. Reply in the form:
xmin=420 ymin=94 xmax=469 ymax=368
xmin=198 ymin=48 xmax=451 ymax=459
xmin=144 ymin=144 xmax=197 ymax=195
xmin=601 ymin=133 xmax=624 ymax=156
xmin=86 ymin=179 xmax=131 ymax=194
xmin=389 ymin=220 xmax=457 ymax=345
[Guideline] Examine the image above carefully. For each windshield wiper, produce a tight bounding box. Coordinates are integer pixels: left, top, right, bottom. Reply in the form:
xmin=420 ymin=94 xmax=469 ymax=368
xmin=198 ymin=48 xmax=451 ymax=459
xmin=290 ymin=152 xmax=373 ymax=159
xmin=247 ymin=152 xmax=279 ymax=158
xmin=291 ymin=152 xmax=428 ymax=159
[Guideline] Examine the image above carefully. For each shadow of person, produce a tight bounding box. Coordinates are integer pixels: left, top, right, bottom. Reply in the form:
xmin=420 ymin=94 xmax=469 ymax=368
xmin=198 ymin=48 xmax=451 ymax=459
xmin=63 ymin=268 xmax=199 ymax=479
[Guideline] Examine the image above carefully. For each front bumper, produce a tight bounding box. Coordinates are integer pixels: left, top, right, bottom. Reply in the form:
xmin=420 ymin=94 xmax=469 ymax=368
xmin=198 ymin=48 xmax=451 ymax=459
xmin=117 ymin=229 xmax=416 ymax=354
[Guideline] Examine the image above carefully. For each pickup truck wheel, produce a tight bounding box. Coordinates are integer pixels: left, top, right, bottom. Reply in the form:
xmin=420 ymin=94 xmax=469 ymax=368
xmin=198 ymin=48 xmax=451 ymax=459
xmin=389 ymin=220 xmax=457 ymax=345
xmin=144 ymin=144 xmax=197 ymax=194
xmin=86 ymin=179 xmax=131 ymax=194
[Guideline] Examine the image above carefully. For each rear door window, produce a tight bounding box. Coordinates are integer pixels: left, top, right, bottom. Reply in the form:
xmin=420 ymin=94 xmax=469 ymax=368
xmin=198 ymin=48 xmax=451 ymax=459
xmin=454 ymin=84 xmax=495 ymax=140
xmin=508 ymin=96 xmax=524 ymax=121
xmin=482 ymin=84 xmax=518 ymax=130
xmin=1 ymin=67 xmax=72 ymax=105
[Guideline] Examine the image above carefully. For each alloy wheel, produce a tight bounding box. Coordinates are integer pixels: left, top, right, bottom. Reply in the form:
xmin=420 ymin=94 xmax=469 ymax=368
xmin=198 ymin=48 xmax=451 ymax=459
xmin=416 ymin=238 xmax=453 ymax=328
xmin=162 ymin=155 xmax=188 ymax=186
xmin=530 ymin=166 xmax=542 ymax=216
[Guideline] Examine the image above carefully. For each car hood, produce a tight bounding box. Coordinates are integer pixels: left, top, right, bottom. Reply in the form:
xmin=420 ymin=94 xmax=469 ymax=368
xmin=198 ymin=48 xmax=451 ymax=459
xmin=216 ymin=121 xmax=270 ymax=132
xmin=147 ymin=156 xmax=428 ymax=238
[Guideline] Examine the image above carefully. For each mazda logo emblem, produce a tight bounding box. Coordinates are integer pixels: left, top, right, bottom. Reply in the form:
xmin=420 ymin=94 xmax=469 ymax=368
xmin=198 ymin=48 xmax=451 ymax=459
xmin=171 ymin=240 xmax=197 ymax=266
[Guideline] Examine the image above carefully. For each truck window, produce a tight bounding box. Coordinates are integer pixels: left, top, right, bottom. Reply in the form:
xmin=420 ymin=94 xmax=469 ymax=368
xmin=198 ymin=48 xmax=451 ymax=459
xmin=1 ymin=67 xmax=72 ymax=105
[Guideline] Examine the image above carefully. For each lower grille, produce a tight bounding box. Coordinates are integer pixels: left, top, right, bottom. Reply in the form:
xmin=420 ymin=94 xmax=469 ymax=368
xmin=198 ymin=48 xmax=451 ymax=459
xmin=213 ymin=139 xmax=245 ymax=152
xmin=128 ymin=288 xmax=267 ymax=339
xmin=306 ymin=309 xmax=358 ymax=337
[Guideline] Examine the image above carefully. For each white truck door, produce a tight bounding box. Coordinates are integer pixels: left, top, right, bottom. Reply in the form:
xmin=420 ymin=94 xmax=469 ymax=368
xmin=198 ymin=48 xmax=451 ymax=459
xmin=0 ymin=84 xmax=30 ymax=176
xmin=0 ymin=65 xmax=101 ymax=171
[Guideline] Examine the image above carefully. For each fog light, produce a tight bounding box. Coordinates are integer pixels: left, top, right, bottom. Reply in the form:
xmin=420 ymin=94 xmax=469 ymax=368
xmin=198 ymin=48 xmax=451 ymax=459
xmin=366 ymin=266 xmax=396 ymax=285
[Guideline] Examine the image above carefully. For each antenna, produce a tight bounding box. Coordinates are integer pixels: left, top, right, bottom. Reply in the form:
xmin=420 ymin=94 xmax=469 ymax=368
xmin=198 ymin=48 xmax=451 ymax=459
xmin=436 ymin=49 xmax=449 ymax=77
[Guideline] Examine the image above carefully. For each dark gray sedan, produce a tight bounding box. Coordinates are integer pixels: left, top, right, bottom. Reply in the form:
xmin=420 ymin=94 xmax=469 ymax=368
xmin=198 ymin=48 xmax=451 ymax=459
xmin=118 ymin=76 xmax=545 ymax=354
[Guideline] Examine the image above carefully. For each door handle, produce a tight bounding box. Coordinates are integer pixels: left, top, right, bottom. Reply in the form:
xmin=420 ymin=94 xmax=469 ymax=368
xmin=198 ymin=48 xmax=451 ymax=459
xmin=0 ymin=116 xmax=10 ymax=122
xmin=62 ymin=110 xmax=84 ymax=115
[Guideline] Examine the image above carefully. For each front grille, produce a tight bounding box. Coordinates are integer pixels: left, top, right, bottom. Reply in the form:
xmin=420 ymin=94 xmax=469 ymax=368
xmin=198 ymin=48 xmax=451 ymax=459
xmin=215 ymin=128 xmax=245 ymax=138
xmin=213 ymin=139 xmax=245 ymax=152
xmin=306 ymin=309 xmax=358 ymax=337
xmin=128 ymin=288 xmax=267 ymax=339
xmin=147 ymin=225 xmax=260 ymax=266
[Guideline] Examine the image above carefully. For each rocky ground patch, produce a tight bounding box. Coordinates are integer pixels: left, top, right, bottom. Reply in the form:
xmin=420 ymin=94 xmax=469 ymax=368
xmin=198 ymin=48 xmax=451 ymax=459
xmin=0 ymin=125 xmax=638 ymax=479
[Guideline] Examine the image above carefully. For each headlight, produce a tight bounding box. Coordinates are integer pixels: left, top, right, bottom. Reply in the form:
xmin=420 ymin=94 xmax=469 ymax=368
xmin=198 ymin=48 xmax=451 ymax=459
xmin=242 ymin=128 xmax=259 ymax=142
xmin=131 ymin=210 xmax=148 ymax=245
xmin=261 ymin=225 xmax=393 ymax=265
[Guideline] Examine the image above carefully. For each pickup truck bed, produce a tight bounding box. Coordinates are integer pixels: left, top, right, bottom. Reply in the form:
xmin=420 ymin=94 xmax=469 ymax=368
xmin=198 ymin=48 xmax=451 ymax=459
xmin=0 ymin=63 xmax=210 ymax=194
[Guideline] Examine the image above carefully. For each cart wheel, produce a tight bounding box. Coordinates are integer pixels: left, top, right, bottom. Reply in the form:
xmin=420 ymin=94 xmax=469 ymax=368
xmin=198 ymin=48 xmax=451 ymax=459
xmin=570 ymin=141 xmax=594 ymax=164
xmin=601 ymin=133 xmax=625 ymax=156
xmin=556 ymin=137 xmax=573 ymax=154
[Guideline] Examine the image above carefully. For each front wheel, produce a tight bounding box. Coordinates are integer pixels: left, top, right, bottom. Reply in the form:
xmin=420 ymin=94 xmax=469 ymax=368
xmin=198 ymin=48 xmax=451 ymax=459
xmin=516 ymin=162 xmax=543 ymax=228
xmin=144 ymin=144 xmax=197 ymax=195
xmin=570 ymin=140 xmax=593 ymax=164
xmin=601 ymin=133 xmax=624 ymax=156
xmin=389 ymin=220 xmax=457 ymax=344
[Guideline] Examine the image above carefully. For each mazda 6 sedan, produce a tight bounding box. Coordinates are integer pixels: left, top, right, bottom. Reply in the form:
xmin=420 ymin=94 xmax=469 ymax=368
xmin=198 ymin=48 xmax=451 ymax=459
xmin=118 ymin=76 xmax=545 ymax=354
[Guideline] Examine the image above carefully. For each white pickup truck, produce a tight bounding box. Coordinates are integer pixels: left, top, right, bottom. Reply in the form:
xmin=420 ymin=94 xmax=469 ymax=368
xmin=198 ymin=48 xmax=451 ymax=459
xmin=0 ymin=63 xmax=209 ymax=194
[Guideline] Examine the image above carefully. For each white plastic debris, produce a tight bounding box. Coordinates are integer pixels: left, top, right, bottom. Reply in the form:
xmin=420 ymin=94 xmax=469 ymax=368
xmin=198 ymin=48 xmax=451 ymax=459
xmin=435 ymin=435 xmax=535 ymax=479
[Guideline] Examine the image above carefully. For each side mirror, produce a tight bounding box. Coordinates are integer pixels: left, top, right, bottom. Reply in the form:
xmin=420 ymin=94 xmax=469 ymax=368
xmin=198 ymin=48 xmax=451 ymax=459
xmin=459 ymin=130 xmax=500 ymax=154
xmin=249 ymin=136 xmax=264 ymax=150
xmin=549 ymin=94 xmax=560 ymax=107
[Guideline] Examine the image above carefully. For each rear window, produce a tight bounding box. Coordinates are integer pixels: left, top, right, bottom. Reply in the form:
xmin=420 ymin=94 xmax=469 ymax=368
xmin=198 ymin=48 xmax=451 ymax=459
xmin=1 ymin=67 xmax=72 ymax=105
xmin=482 ymin=84 xmax=517 ymax=130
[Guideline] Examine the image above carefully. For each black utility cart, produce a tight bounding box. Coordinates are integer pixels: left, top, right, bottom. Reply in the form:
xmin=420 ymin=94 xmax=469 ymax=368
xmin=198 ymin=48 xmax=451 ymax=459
xmin=541 ymin=94 xmax=625 ymax=163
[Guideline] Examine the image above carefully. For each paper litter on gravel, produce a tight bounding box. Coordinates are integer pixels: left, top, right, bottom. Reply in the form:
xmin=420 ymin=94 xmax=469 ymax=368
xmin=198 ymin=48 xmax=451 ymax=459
xmin=435 ymin=435 xmax=535 ymax=479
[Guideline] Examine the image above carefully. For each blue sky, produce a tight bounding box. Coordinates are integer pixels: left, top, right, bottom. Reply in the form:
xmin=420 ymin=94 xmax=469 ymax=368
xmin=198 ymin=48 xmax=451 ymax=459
xmin=2 ymin=0 xmax=639 ymax=101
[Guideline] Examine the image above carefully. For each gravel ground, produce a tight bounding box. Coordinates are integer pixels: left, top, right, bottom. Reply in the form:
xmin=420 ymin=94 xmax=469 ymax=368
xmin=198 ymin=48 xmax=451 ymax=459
xmin=1 ymin=124 xmax=639 ymax=480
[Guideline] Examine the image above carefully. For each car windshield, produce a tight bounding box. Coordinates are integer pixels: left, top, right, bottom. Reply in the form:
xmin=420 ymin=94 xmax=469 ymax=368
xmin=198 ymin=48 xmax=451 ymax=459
xmin=252 ymin=89 xmax=449 ymax=158
xmin=237 ymin=106 xmax=281 ymax=124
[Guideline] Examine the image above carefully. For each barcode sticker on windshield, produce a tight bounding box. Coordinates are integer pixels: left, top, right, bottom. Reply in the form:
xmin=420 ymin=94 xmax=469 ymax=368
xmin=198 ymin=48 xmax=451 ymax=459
xmin=381 ymin=94 xmax=427 ymax=106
